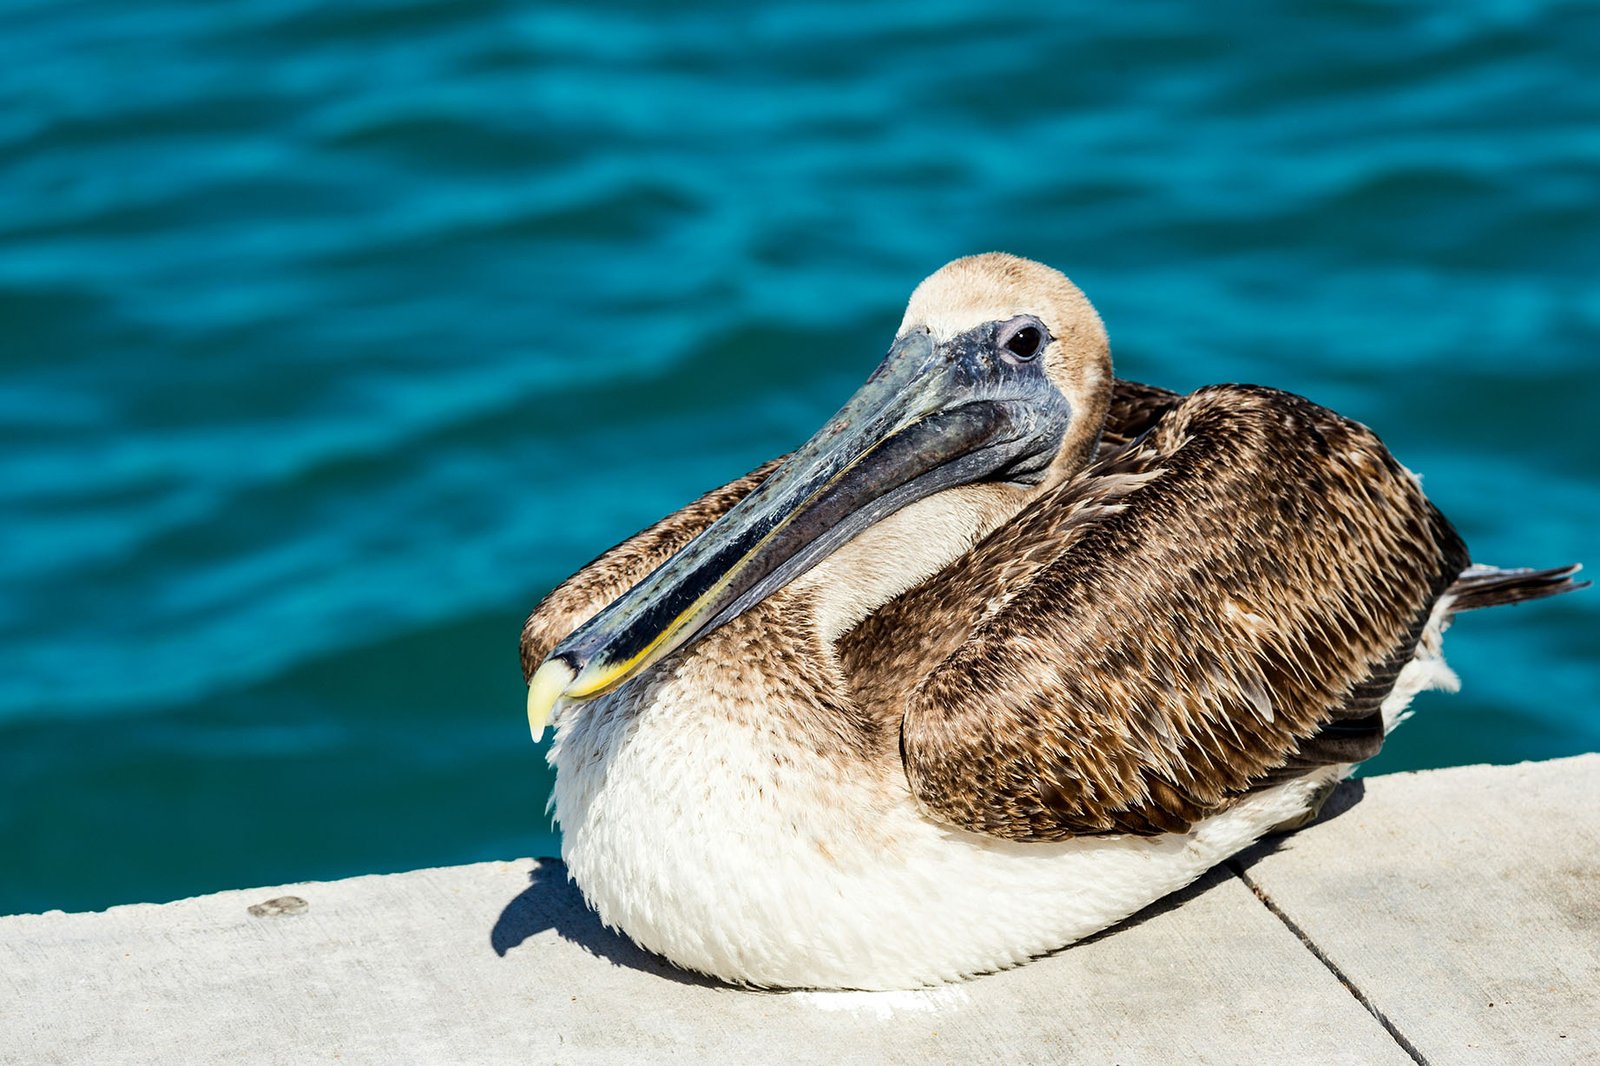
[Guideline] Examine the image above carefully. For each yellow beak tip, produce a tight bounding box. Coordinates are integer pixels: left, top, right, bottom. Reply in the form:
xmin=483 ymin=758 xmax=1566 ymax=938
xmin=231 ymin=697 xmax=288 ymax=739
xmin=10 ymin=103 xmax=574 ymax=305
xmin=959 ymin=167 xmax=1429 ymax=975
xmin=527 ymin=659 xmax=576 ymax=741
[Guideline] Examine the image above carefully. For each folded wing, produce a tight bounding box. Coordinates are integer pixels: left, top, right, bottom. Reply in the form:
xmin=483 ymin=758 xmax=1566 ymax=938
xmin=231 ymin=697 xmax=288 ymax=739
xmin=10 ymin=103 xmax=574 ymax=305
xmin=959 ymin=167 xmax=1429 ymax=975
xmin=843 ymin=384 xmax=1470 ymax=839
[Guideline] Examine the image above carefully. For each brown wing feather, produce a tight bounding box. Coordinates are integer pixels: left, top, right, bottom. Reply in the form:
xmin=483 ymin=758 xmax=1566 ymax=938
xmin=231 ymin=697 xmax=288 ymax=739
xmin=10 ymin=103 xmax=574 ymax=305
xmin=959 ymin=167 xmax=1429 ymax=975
xmin=520 ymin=380 xmax=1176 ymax=681
xmin=1097 ymin=378 xmax=1181 ymax=452
xmin=848 ymin=384 xmax=1468 ymax=840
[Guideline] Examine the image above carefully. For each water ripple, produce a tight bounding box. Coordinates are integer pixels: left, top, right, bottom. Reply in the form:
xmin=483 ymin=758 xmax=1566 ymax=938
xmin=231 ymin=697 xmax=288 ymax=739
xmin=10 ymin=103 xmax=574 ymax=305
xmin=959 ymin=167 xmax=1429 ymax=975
xmin=2 ymin=0 xmax=1595 ymax=913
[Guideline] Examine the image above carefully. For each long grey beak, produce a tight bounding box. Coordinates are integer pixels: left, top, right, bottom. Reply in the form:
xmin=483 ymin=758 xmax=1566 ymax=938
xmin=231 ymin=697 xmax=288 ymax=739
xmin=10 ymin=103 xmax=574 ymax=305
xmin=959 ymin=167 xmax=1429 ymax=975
xmin=527 ymin=321 xmax=1071 ymax=734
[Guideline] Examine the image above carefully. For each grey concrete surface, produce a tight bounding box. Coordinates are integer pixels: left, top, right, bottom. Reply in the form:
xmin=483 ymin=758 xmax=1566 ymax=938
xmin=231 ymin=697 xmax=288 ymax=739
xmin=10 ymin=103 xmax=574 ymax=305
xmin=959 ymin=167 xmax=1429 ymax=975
xmin=1235 ymin=755 xmax=1599 ymax=1065
xmin=1 ymin=755 xmax=1595 ymax=1065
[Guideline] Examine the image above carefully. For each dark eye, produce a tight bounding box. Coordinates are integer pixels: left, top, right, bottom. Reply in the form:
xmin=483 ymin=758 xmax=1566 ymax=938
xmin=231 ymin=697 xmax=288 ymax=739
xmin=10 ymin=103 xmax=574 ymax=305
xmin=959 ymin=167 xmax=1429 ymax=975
xmin=1004 ymin=325 xmax=1043 ymax=360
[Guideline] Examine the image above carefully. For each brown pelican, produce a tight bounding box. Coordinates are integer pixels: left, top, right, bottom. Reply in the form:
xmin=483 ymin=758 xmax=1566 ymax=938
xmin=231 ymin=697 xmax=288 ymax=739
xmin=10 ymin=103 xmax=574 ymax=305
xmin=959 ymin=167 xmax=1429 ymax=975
xmin=520 ymin=253 xmax=1580 ymax=990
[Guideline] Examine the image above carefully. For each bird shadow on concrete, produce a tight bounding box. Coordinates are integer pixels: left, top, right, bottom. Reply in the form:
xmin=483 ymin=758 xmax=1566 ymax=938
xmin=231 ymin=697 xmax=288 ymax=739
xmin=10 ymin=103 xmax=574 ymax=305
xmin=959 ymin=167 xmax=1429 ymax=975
xmin=1076 ymin=777 xmax=1368 ymax=946
xmin=489 ymin=860 xmax=725 ymax=989
xmin=1229 ymin=777 xmax=1367 ymax=877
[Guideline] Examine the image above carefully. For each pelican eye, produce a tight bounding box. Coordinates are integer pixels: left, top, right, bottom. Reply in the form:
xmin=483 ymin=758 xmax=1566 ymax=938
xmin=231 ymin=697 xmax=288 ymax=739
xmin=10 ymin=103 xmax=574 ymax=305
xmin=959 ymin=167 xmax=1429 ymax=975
xmin=998 ymin=318 xmax=1047 ymax=362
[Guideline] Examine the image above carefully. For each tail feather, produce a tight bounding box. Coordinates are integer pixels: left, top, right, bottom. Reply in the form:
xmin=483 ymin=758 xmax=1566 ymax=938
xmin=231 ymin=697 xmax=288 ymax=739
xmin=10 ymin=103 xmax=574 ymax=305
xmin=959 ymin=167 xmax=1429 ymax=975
xmin=1447 ymin=563 xmax=1588 ymax=612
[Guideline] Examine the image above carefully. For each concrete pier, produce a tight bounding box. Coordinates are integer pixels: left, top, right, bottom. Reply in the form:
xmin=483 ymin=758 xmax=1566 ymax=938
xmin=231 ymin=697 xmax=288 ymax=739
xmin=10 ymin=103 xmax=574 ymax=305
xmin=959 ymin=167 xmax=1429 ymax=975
xmin=2 ymin=755 xmax=1595 ymax=1064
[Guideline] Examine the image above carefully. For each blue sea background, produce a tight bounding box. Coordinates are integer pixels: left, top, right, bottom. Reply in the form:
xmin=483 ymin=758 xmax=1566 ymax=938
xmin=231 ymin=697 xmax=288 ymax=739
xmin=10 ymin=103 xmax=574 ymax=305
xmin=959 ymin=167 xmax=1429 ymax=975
xmin=3 ymin=1 xmax=1596 ymax=915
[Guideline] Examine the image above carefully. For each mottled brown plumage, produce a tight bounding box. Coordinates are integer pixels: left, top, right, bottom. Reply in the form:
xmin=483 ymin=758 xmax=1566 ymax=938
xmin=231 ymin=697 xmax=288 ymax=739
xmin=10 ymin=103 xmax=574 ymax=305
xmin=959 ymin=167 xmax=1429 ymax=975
xmin=859 ymin=384 xmax=1466 ymax=838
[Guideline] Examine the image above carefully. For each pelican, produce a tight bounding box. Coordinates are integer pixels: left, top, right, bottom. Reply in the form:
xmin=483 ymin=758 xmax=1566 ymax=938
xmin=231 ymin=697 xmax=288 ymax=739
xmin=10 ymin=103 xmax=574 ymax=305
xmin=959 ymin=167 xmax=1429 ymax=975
xmin=520 ymin=253 xmax=1580 ymax=990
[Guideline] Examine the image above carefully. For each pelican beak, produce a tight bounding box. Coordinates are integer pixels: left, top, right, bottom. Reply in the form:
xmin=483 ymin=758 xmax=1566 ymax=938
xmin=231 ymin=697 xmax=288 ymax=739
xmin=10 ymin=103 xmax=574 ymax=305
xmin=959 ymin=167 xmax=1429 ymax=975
xmin=526 ymin=321 xmax=1072 ymax=734
xmin=527 ymin=658 xmax=575 ymax=740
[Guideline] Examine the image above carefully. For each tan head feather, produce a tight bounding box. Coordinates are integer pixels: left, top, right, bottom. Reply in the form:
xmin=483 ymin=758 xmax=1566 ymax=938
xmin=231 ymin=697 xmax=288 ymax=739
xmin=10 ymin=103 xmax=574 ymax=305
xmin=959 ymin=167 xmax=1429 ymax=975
xmin=899 ymin=253 xmax=1113 ymax=480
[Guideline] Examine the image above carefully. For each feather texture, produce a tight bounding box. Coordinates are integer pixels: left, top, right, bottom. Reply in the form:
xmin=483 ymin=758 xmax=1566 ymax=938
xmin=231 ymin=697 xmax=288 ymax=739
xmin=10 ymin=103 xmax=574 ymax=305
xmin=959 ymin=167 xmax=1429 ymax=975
xmin=871 ymin=384 xmax=1469 ymax=838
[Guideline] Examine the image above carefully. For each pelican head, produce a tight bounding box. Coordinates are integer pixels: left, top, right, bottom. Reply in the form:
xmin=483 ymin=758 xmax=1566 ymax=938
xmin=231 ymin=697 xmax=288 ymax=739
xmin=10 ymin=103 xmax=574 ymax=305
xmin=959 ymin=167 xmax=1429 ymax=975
xmin=528 ymin=253 xmax=1113 ymax=735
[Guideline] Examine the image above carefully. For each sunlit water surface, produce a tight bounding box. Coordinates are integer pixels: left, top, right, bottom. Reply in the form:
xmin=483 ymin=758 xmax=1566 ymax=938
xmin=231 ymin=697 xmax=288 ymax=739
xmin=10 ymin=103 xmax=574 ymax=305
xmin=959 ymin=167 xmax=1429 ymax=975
xmin=3 ymin=0 xmax=1596 ymax=913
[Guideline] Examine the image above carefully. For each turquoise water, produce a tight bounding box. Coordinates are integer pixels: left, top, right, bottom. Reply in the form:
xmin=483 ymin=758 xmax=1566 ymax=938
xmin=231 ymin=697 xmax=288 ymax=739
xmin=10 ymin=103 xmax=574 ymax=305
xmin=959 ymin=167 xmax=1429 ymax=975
xmin=3 ymin=1 xmax=1596 ymax=915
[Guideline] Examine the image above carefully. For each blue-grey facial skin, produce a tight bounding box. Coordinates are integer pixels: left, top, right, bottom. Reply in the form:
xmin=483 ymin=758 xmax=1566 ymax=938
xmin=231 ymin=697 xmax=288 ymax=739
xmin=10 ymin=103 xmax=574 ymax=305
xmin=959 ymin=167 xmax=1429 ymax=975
xmin=549 ymin=321 xmax=1074 ymax=701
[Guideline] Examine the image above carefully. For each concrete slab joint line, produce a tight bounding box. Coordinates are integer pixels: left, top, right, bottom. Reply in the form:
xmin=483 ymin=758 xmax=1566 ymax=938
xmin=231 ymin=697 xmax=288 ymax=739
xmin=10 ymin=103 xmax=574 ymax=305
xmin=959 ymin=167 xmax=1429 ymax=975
xmin=0 ymin=754 xmax=1595 ymax=1066
xmin=1230 ymin=862 xmax=1430 ymax=1066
